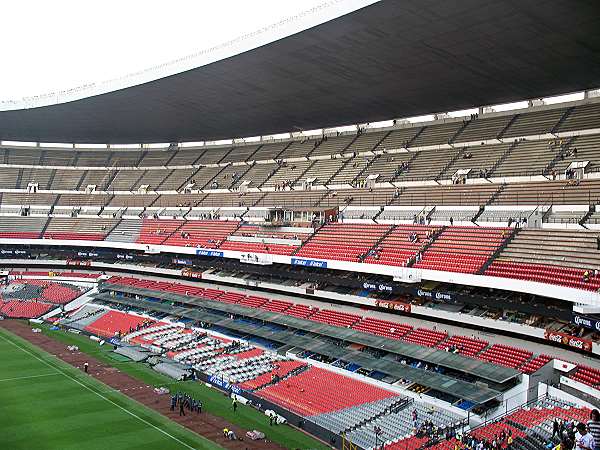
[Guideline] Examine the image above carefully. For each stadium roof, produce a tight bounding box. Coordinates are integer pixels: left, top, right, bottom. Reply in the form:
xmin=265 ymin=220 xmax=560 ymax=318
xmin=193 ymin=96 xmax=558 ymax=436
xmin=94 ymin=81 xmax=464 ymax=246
xmin=2 ymin=0 xmax=600 ymax=144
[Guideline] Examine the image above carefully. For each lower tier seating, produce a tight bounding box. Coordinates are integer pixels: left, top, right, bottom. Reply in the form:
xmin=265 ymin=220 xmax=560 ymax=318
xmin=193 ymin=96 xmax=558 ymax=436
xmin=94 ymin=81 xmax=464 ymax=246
xmin=84 ymin=310 xmax=154 ymax=337
xmin=437 ymin=335 xmax=489 ymax=357
xmin=0 ymin=300 xmax=54 ymax=318
xmin=476 ymin=344 xmax=533 ymax=369
xmin=403 ymin=327 xmax=448 ymax=347
xmin=255 ymin=366 xmax=397 ymax=416
xmin=351 ymin=317 xmax=413 ymax=339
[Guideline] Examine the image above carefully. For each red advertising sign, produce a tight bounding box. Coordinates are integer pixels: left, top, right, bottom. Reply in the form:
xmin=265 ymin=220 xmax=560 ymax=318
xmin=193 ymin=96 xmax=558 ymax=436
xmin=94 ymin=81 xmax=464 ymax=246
xmin=375 ymin=300 xmax=411 ymax=313
xmin=66 ymin=259 xmax=91 ymax=266
xmin=544 ymin=330 xmax=592 ymax=353
xmin=181 ymin=268 xmax=203 ymax=279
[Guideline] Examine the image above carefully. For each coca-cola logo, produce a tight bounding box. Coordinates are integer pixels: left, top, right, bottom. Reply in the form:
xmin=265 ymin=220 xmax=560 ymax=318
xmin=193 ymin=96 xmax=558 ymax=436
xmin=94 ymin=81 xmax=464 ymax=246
xmin=568 ymin=338 xmax=585 ymax=350
xmin=547 ymin=332 xmax=563 ymax=343
xmin=545 ymin=330 xmax=591 ymax=352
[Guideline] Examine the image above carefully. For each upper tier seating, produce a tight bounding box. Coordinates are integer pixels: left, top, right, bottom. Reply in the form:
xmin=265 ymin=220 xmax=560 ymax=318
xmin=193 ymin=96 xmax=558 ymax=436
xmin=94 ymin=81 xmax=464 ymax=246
xmin=557 ymin=102 xmax=600 ymax=133
xmin=364 ymin=225 xmax=439 ymax=267
xmin=250 ymin=142 xmax=291 ymax=161
xmin=438 ymin=143 xmax=509 ymax=180
xmin=44 ymin=217 xmax=117 ymax=240
xmin=137 ymin=219 xmax=183 ymax=245
xmin=162 ymin=220 xmax=239 ymax=248
xmin=410 ymin=121 xmax=464 ymax=147
xmin=310 ymin=135 xmax=356 ymax=157
xmin=295 ymin=223 xmax=391 ymax=262
xmin=105 ymin=219 xmax=143 ymax=243
xmin=492 ymin=139 xmax=560 ymax=177
xmin=0 ymin=217 xmax=47 ymax=239
xmin=453 ymin=114 xmax=513 ymax=143
xmin=491 ymin=228 xmax=600 ymax=273
xmin=413 ymin=227 xmax=509 ymax=273
xmin=218 ymin=224 xmax=306 ymax=255
xmin=502 ymin=108 xmax=567 ymax=138
xmin=486 ymin=260 xmax=600 ymax=291
xmin=493 ymin=179 xmax=600 ymax=205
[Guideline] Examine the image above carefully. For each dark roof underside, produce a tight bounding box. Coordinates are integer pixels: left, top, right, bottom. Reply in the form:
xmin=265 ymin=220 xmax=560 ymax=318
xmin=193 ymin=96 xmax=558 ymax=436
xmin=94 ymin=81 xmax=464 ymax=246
xmin=2 ymin=0 xmax=600 ymax=143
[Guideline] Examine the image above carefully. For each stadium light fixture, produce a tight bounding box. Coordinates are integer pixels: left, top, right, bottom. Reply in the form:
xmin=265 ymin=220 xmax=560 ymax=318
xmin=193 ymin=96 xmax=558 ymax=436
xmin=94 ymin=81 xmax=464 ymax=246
xmin=1 ymin=140 xmax=38 ymax=147
xmin=405 ymin=114 xmax=435 ymax=124
xmin=543 ymin=92 xmax=584 ymax=105
xmin=364 ymin=120 xmax=394 ymax=129
xmin=447 ymin=108 xmax=478 ymax=118
xmin=109 ymin=143 xmax=141 ymax=149
xmin=144 ymin=143 xmax=170 ymax=149
xmin=264 ymin=133 xmax=290 ymax=140
xmin=491 ymin=101 xmax=528 ymax=112
xmin=74 ymin=143 xmax=107 ymax=149
xmin=179 ymin=141 xmax=205 ymax=148
xmin=39 ymin=142 xmax=74 ymax=148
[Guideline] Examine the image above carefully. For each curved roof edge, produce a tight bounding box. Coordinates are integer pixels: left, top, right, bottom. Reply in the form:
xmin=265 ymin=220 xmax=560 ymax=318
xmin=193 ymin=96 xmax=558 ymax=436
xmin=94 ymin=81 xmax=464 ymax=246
xmin=0 ymin=0 xmax=378 ymax=112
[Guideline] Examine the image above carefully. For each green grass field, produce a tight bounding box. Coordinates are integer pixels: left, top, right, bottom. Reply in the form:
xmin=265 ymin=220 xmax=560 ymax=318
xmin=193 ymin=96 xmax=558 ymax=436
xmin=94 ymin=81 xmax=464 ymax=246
xmin=0 ymin=325 xmax=329 ymax=450
xmin=0 ymin=326 xmax=224 ymax=450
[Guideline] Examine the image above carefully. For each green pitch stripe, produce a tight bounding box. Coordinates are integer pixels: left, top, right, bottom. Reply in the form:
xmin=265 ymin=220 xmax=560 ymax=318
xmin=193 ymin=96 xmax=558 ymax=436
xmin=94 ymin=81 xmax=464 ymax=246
xmin=0 ymin=326 xmax=224 ymax=450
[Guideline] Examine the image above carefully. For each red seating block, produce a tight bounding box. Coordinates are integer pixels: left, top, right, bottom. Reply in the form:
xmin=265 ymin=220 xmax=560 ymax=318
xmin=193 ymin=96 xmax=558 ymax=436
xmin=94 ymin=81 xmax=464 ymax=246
xmin=0 ymin=301 xmax=53 ymax=318
xmin=85 ymin=310 xmax=153 ymax=338
xmin=163 ymin=220 xmax=239 ymax=248
xmin=477 ymin=344 xmax=532 ymax=369
xmin=436 ymin=335 xmax=489 ymax=357
xmin=352 ymin=317 xmax=413 ymax=339
xmin=486 ymin=260 xmax=600 ymax=292
xmin=296 ymin=223 xmax=391 ymax=262
xmin=414 ymin=227 xmax=510 ymax=274
xmin=255 ymin=367 xmax=397 ymax=416
xmin=403 ymin=327 xmax=448 ymax=347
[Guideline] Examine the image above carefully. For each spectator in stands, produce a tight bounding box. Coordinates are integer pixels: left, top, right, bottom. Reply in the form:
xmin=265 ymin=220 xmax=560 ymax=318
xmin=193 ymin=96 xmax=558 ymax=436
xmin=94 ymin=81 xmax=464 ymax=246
xmin=575 ymin=423 xmax=595 ymax=450
xmin=556 ymin=436 xmax=575 ymax=450
xmin=554 ymin=419 xmax=563 ymax=438
xmin=588 ymin=409 xmax=600 ymax=450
